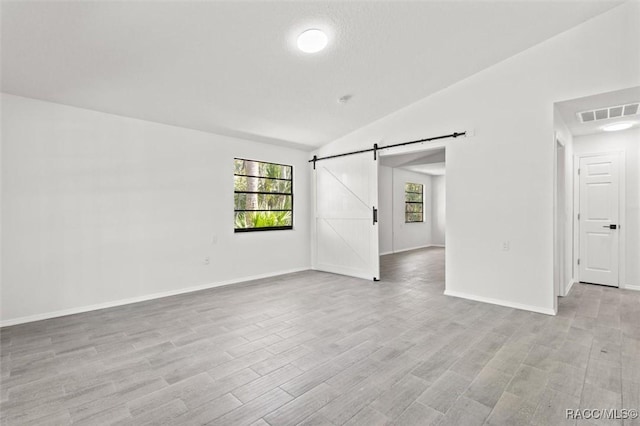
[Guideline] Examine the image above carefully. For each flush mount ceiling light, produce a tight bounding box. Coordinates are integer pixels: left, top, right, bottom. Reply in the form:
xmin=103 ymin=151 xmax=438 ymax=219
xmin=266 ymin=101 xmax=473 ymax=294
xmin=297 ymin=29 xmax=328 ymax=53
xmin=602 ymin=122 xmax=634 ymax=132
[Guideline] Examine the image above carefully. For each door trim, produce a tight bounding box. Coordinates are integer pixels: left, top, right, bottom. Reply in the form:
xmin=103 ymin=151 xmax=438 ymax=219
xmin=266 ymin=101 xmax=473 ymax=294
xmin=573 ymin=150 xmax=626 ymax=288
xmin=553 ymin=135 xmax=566 ymax=301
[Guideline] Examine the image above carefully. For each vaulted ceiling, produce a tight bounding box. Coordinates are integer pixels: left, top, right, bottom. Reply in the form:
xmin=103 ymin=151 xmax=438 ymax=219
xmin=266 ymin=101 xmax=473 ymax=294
xmin=1 ymin=1 xmax=624 ymax=149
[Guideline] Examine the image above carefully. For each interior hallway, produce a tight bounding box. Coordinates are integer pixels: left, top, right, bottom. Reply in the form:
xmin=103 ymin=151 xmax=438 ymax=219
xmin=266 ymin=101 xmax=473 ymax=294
xmin=1 ymin=248 xmax=639 ymax=425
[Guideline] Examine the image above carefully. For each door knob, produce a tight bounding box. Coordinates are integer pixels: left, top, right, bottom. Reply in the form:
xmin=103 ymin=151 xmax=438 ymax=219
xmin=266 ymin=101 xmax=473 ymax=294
xmin=602 ymin=224 xmax=618 ymax=229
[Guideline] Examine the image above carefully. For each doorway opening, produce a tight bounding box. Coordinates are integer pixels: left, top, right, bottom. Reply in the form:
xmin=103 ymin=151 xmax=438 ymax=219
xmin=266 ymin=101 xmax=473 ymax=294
xmin=310 ymin=132 xmax=463 ymax=283
xmin=553 ymin=86 xmax=640 ymax=299
xmin=377 ymin=147 xmax=446 ymax=281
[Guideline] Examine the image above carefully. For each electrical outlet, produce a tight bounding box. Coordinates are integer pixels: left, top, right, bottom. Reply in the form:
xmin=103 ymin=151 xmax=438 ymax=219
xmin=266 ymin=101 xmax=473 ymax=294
xmin=501 ymin=241 xmax=510 ymax=251
xmin=211 ymin=234 xmax=218 ymax=244
xmin=204 ymin=256 xmax=210 ymax=265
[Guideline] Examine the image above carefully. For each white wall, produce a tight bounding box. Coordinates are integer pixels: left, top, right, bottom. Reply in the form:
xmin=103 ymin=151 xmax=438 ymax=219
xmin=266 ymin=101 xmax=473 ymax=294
xmin=315 ymin=2 xmax=639 ymax=314
xmin=572 ymin=128 xmax=640 ymax=290
xmin=431 ymin=176 xmax=446 ymax=246
xmin=1 ymin=94 xmax=311 ymax=325
xmin=554 ymin=107 xmax=574 ymax=297
xmin=378 ymin=166 xmax=437 ymax=254
xmin=378 ymin=165 xmax=394 ymax=254
xmin=391 ymin=169 xmax=432 ymax=252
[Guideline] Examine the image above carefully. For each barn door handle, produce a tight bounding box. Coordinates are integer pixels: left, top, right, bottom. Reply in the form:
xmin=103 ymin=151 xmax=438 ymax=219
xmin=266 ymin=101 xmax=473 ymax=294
xmin=602 ymin=224 xmax=617 ymax=229
xmin=373 ymin=207 xmax=378 ymax=225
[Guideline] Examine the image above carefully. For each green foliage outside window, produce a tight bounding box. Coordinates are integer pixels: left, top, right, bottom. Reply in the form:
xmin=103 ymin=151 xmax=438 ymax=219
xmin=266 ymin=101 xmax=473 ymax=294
xmin=405 ymin=182 xmax=424 ymax=223
xmin=234 ymin=159 xmax=293 ymax=231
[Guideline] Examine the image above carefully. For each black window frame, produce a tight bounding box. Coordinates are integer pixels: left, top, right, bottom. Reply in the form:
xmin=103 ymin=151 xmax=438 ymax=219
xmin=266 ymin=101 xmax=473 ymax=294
xmin=405 ymin=182 xmax=424 ymax=223
xmin=234 ymin=158 xmax=294 ymax=232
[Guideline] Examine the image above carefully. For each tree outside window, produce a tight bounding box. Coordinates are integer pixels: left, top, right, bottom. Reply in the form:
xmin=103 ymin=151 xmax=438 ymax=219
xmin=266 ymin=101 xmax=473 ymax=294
xmin=234 ymin=159 xmax=293 ymax=231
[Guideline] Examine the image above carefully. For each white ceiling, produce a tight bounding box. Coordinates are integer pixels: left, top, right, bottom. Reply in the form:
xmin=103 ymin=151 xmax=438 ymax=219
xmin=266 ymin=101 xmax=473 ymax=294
xmin=556 ymin=86 xmax=640 ymax=137
xmin=1 ymin=1 xmax=624 ymax=149
xmin=380 ymin=148 xmax=445 ymax=175
xmin=404 ymin=162 xmax=446 ymax=176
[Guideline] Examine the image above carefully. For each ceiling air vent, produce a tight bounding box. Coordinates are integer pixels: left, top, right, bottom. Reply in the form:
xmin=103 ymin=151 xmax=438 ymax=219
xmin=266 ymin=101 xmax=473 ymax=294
xmin=624 ymin=103 xmax=639 ymax=116
xmin=577 ymin=102 xmax=640 ymax=123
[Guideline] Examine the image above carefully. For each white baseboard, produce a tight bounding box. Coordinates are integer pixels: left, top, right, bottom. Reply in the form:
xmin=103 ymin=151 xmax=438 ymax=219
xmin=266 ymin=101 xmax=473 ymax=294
xmin=312 ymin=264 xmax=373 ymax=281
xmin=380 ymin=245 xmax=444 ymax=256
xmin=444 ymin=289 xmax=556 ymax=316
xmin=560 ymin=279 xmax=576 ymax=297
xmin=0 ymin=267 xmax=310 ymax=327
xmin=624 ymin=284 xmax=640 ymax=292
xmin=391 ymin=244 xmax=444 ymax=254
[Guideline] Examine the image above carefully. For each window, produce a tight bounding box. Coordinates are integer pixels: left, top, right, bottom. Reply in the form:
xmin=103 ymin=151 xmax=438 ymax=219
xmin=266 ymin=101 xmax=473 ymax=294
xmin=405 ymin=182 xmax=424 ymax=223
xmin=234 ymin=158 xmax=293 ymax=232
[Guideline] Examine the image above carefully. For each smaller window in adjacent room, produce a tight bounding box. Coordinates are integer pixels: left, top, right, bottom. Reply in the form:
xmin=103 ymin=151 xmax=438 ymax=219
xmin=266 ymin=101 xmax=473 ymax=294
xmin=405 ymin=182 xmax=424 ymax=223
xmin=234 ymin=158 xmax=293 ymax=232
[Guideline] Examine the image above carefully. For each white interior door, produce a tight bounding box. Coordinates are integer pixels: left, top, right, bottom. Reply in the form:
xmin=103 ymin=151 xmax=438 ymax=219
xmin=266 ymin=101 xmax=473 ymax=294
xmin=314 ymin=153 xmax=380 ymax=281
xmin=579 ymin=153 xmax=620 ymax=287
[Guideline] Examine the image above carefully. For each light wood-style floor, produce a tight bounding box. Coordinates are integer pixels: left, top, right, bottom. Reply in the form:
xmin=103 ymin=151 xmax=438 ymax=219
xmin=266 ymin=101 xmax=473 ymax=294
xmin=1 ymin=247 xmax=639 ymax=425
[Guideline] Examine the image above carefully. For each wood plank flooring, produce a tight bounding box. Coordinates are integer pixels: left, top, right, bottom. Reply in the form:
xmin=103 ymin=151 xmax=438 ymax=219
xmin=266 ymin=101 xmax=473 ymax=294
xmin=1 ymin=247 xmax=639 ymax=425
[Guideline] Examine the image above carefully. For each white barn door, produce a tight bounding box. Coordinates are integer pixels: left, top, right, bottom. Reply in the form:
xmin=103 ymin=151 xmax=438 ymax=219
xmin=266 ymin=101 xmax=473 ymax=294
xmin=313 ymin=153 xmax=380 ymax=281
